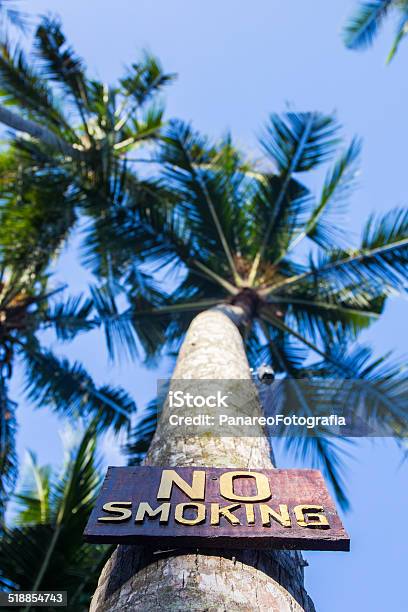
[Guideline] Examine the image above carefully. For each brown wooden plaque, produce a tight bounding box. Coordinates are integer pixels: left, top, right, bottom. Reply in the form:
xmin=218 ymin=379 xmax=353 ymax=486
xmin=84 ymin=466 xmax=349 ymax=551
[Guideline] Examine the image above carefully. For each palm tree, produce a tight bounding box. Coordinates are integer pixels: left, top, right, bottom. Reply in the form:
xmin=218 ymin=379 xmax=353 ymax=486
xmin=343 ymin=0 xmax=408 ymax=62
xmin=0 ymin=16 xmax=173 ymax=521
xmin=0 ymin=424 xmax=112 ymax=611
xmin=0 ymin=266 xmax=136 ymax=520
xmin=0 ymin=17 xmax=175 ymax=282
xmin=90 ymin=114 xmax=408 ymax=610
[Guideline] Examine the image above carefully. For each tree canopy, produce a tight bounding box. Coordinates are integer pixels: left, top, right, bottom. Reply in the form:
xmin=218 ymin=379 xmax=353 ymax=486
xmin=121 ymin=114 xmax=408 ymax=509
xmin=0 ymin=17 xmax=174 ymax=283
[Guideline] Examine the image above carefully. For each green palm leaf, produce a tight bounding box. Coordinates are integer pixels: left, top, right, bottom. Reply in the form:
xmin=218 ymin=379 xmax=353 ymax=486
xmin=90 ymin=284 xmax=140 ymax=361
xmin=0 ymin=17 xmax=174 ymax=293
xmin=248 ymin=112 xmax=340 ymax=283
xmin=0 ymin=380 xmax=17 ymax=520
xmin=0 ymin=155 xmax=77 ymax=275
xmin=0 ymin=42 xmax=68 ymax=129
xmin=266 ymin=207 xmax=408 ymax=303
xmin=43 ymin=295 xmax=95 ymax=341
xmin=160 ymin=120 xmax=241 ymax=282
xmin=120 ymin=52 xmax=176 ymax=107
xmin=343 ymin=1 xmax=393 ymax=49
xmin=13 ymin=451 xmax=51 ymax=525
xmin=387 ymin=10 xmax=408 ymax=61
xmin=21 ymin=344 xmax=135 ymax=433
xmin=35 ymin=18 xmax=90 ymax=119
xmin=260 ymin=112 xmax=340 ymax=173
xmin=297 ymin=138 xmax=361 ymax=250
xmin=0 ymin=426 xmax=111 ymax=609
xmin=124 ymin=399 xmax=159 ymax=465
xmin=251 ymin=175 xmax=314 ymax=264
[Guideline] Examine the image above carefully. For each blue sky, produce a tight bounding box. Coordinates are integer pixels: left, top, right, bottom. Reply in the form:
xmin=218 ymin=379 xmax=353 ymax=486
xmin=10 ymin=1 xmax=408 ymax=611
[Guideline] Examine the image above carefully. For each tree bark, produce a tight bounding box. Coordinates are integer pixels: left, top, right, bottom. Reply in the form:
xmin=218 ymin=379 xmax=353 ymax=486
xmin=90 ymin=306 xmax=316 ymax=611
xmin=0 ymin=104 xmax=82 ymax=159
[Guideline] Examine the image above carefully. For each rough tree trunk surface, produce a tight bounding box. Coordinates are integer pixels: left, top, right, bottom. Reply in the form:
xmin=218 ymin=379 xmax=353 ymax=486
xmin=91 ymin=308 xmax=316 ymax=611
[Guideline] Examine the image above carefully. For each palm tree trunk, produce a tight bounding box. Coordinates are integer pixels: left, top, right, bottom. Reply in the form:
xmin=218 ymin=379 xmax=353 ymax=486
xmin=0 ymin=104 xmax=81 ymax=158
xmin=90 ymin=305 xmax=316 ymax=611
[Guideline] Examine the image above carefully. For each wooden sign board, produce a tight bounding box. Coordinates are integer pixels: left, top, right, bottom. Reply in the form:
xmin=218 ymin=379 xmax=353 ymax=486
xmin=84 ymin=466 xmax=349 ymax=551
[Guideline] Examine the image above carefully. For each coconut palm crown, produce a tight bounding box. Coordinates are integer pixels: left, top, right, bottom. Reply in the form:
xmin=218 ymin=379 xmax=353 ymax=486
xmin=0 ymin=16 xmax=175 ymax=281
xmin=117 ymin=114 xmax=408 ymax=508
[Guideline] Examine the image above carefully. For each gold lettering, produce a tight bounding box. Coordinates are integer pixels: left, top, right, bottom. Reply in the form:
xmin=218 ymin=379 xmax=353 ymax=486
xmin=260 ymin=503 xmax=291 ymax=527
xmin=97 ymin=501 xmax=132 ymax=522
xmin=211 ymin=503 xmax=241 ymax=525
xmin=174 ymin=503 xmax=206 ymax=525
xmin=157 ymin=469 xmax=206 ymax=500
xmin=245 ymin=503 xmax=255 ymax=525
xmin=219 ymin=471 xmax=271 ymax=502
xmin=135 ymin=502 xmax=171 ymax=524
xmin=294 ymin=505 xmax=330 ymax=528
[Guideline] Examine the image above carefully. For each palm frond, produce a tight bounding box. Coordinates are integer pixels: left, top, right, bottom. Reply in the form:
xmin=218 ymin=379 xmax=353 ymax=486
xmin=123 ymin=398 xmax=159 ymax=465
xmin=119 ymin=52 xmax=176 ymax=108
xmin=21 ymin=343 xmax=135 ymax=433
xmin=0 ymin=379 xmax=17 ymax=520
xmin=251 ymin=175 xmax=314 ymax=264
xmin=13 ymin=451 xmax=51 ymax=525
xmin=267 ymin=207 xmax=408 ymax=301
xmin=0 ymin=160 xmax=77 ymax=275
xmin=125 ymin=103 xmax=164 ymax=146
xmin=343 ymin=1 xmax=393 ymax=49
xmin=80 ymin=176 xmax=174 ymax=281
xmin=0 ymin=42 xmax=68 ymax=129
xmin=284 ymin=434 xmax=352 ymax=512
xmin=300 ymin=137 xmax=361 ymax=250
xmin=52 ymin=425 xmax=100 ymax=526
xmin=260 ymin=112 xmax=340 ymax=174
xmin=248 ymin=112 xmax=340 ymax=283
xmin=387 ymin=11 xmax=408 ymax=61
xmin=265 ymin=289 xmax=383 ymax=347
xmin=90 ymin=284 xmax=139 ymax=361
xmin=34 ymin=18 xmax=90 ymax=118
xmin=256 ymin=320 xmax=306 ymax=372
xmin=43 ymin=295 xmax=94 ymax=341
xmin=160 ymin=120 xmax=240 ymax=282
xmin=311 ymin=344 xmax=408 ymax=434
xmin=0 ymin=426 xmax=111 ymax=604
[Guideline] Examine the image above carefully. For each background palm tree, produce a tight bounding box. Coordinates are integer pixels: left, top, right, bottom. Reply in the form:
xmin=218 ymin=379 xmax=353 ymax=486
xmin=91 ymin=113 xmax=407 ymax=610
xmin=0 ymin=17 xmax=175 ymax=514
xmin=343 ymin=0 xmax=408 ymax=62
xmin=0 ymin=424 xmax=112 ymax=611
xmin=0 ymin=16 xmax=175 ymax=283
xmin=0 ymin=143 xmax=137 ymax=518
xmin=0 ymin=265 xmax=136 ymax=521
